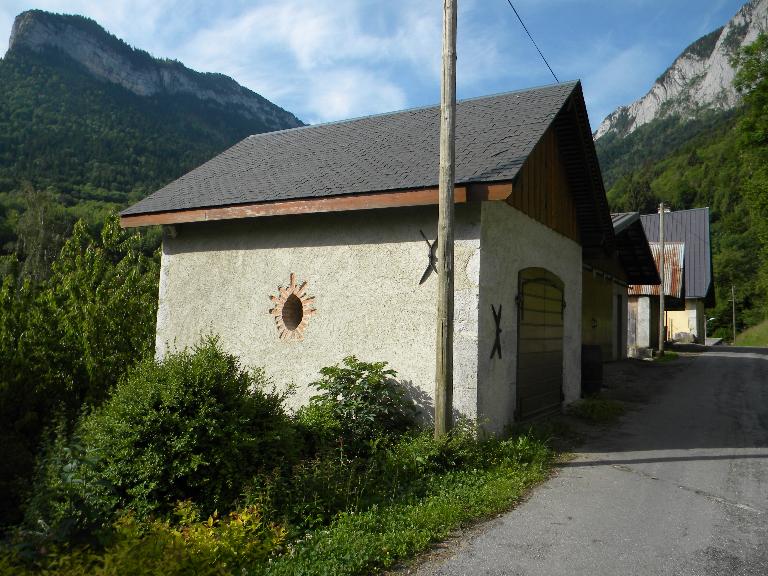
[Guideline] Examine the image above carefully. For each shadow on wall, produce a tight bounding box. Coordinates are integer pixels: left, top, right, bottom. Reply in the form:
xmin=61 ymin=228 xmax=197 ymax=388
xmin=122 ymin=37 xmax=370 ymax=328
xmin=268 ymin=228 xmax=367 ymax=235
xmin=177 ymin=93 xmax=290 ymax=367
xmin=162 ymin=204 xmax=483 ymax=255
xmin=401 ymin=379 xmax=434 ymax=427
xmin=400 ymin=379 xmax=463 ymax=429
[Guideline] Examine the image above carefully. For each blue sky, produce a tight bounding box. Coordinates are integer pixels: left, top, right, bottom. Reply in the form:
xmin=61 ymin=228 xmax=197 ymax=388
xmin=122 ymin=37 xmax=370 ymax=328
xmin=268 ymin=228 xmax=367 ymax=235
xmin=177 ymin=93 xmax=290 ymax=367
xmin=0 ymin=1 xmax=747 ymax=128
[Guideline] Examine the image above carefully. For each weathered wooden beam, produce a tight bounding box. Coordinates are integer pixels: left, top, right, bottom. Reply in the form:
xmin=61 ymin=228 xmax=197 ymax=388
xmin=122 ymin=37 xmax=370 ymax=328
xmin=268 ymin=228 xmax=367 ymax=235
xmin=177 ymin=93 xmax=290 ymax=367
xmin=120 ymin=182 xmax=513 ymax=228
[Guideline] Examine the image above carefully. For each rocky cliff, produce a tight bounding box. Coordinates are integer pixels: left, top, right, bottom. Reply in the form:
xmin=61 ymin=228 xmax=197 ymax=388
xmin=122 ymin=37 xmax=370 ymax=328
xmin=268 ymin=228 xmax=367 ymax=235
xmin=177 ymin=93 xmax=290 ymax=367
xmin=7 ymin=10 xmax=302 ymax=132
xmin=594 ymin=0 xmax=768 ymax=140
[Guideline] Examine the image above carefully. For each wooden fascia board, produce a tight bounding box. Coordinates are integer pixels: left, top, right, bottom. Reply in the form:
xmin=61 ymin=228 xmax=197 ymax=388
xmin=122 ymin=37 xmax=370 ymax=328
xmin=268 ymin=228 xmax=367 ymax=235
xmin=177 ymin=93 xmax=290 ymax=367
xmin=119 ymin=181 xmax=512 ymax=228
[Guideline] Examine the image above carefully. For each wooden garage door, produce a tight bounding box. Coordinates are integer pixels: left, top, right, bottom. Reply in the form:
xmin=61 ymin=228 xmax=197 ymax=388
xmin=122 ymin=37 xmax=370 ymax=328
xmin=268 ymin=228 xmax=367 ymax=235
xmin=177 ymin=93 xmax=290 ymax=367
xmin=516 ymin=268 xmax=565 ymax=420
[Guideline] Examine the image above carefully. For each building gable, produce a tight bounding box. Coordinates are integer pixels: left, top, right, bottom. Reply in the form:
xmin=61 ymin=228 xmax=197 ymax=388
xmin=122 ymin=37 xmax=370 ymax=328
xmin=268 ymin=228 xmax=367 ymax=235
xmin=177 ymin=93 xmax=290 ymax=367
xmin=507 ymin=127 xmax=578 ymax=242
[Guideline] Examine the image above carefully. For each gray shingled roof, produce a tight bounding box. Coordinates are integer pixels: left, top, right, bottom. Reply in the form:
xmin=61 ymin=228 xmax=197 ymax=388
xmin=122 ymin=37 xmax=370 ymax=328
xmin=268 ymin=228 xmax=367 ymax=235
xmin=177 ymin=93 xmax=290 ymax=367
xmin=122 ymin=82 xmax=579 ymax=216
xmin=640 ymin=208 xmax=714 ymax=303
xmin=610 ymin=212 xmax=660 ymax=285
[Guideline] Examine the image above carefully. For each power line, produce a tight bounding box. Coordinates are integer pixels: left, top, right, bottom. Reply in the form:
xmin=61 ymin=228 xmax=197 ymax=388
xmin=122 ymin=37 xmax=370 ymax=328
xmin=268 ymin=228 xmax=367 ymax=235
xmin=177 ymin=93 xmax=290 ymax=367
xmin=503 ymin=0 xmax=559 ymax=83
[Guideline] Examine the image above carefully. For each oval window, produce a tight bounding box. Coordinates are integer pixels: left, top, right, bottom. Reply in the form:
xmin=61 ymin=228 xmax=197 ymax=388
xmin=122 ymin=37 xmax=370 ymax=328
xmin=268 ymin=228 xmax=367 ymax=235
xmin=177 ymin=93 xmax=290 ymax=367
xmin=282 ymin=294 xmax=303 ymax=331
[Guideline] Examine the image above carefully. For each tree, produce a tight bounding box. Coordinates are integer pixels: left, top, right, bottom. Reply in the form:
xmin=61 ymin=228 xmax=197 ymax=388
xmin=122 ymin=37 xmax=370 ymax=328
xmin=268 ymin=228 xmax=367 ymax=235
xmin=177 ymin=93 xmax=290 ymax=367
xmin=0 ymin=214 xmax=159 ymax=525
xmin=734 ymin=33 xmax=768 ymax=311
xmin=14 ymin=185 xmax=74 ymax=282
xmin=48 ymin=216 xmax=159 ymax=405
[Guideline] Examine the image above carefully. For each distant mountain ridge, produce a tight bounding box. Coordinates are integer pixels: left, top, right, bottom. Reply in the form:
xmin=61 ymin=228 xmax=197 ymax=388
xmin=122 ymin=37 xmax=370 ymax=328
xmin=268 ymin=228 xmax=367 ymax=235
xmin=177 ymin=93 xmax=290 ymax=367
xmin=594 ymin=0 xmax=768 ymax=140
xmin=7 ymin=10 xmax=302 ymax=132
xmin=0 ymin=9 xmax=305 ymax=220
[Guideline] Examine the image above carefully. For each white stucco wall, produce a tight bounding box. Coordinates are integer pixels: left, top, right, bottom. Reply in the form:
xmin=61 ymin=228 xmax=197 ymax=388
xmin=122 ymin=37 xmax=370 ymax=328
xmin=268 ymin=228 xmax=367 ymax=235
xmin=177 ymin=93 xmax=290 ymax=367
xmin=476 ymin=202 xmax=582 ymax=434
xmin=613 ymin=284 xmax=628 ymax=360
xmin=636 ymin=296 xmax=652 ymax=348
xmin=156 ymin=205 xmax=482 ymax=420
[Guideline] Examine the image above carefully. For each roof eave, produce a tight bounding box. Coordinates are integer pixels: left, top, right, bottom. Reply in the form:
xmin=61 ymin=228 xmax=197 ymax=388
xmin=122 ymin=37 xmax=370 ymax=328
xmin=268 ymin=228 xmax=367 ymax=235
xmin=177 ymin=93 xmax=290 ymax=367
xmin=120 ymin=181 xmax=513 ymax=228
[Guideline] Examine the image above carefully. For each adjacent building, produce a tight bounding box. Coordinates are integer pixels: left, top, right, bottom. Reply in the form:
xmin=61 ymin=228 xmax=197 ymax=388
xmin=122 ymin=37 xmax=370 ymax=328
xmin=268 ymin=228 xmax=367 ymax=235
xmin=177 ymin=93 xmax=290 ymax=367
xmin=584 ymin=212 xmax=659 ymax=361
xmin=627 ymin=207 xmax=714 ymax=349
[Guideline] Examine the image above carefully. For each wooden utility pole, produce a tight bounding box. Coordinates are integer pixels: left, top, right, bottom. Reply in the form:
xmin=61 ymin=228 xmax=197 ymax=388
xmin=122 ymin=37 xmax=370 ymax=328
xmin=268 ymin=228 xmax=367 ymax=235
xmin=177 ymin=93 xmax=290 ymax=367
xmin=732 ymin=284 xmax=737 ymax=343
xmin=658 ymin=203 xmax=665 ymax=355
xmin=434 ymin=0 xmax=457 ymax=437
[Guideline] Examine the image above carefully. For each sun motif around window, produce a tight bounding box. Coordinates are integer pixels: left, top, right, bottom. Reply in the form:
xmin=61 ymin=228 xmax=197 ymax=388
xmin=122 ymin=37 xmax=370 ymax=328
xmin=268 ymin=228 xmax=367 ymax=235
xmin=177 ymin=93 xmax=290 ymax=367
xmin=269 ymin=273 xmax=317 ymax=341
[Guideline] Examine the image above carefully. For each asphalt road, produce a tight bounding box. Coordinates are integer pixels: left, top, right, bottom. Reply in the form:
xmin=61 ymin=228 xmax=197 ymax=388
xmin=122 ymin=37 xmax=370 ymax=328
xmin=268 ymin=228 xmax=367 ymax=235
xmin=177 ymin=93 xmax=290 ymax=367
xmin=411 ymin=347 xmax=768 ymax=576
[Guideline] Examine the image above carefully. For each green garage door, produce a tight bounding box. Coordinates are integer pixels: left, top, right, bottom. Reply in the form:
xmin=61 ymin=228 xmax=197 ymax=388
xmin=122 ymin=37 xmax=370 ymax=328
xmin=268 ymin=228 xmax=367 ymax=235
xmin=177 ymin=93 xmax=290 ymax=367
xmin=516 ymin=268 xmax=565 ymax=420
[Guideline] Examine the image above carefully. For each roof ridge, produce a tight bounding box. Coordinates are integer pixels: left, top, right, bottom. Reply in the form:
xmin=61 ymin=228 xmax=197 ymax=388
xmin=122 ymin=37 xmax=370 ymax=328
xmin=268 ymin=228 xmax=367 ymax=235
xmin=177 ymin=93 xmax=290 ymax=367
xmin=640 ymin=206 xmax=710 ymax=216
xmin=245 ymin=80 xmax=580 ymax=140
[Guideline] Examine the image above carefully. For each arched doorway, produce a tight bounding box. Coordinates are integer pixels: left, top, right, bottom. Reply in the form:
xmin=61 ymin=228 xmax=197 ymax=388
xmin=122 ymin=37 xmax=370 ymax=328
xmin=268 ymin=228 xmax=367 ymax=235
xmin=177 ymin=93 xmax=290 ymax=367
xmin=516 ymin=268 xmax=565 ymax=420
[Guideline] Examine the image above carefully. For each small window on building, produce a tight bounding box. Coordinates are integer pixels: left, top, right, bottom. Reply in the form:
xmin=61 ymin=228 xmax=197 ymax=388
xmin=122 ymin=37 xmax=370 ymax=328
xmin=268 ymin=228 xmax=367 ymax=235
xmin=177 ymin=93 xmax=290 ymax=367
xmin=269 ymin=273 xmax=317 ymax=341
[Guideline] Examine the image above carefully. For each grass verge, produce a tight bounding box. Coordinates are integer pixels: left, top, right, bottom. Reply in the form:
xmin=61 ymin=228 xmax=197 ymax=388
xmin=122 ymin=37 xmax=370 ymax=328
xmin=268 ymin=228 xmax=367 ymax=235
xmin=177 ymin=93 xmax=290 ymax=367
xmin=1 ymin=431 xmax=553 ymax=576
xmin=566 ymin=397 xmax=625 ymax=424
xmin=735 ymin=319 xmax=768 ymax=347
xmin=257 ymin=451 xmax=549 ymax=575
xmin=653 ymin=351 xmax=679 ymax=363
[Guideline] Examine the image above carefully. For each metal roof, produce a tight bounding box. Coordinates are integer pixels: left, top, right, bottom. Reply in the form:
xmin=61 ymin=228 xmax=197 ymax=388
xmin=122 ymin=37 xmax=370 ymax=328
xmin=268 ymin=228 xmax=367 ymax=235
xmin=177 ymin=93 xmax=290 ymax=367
xmin=611 ymin=212 xmax=660 ymax=285
xmin=629 ymin=242 xmax=685 ymax=298
xmin=640 ymin=208 xmax=713 ymax=303
xmin=611 ymin=212 xmax=639 ymax=235
xmin=121 ymin=81 xmax=616 ymax=252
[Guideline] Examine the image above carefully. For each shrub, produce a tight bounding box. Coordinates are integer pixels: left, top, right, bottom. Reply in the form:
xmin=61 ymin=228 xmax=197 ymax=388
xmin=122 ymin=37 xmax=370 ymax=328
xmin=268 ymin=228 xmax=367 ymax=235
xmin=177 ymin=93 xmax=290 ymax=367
xmin=0 ymin=501 xmax=286 ymax=576
xmin=23 ymin=417 xmax=113 ymax=545
xmin=306 ymin=356 xmax=417 ymax=451
xmin=294 ymin=401 xmax=343 ymax=454
xmin=78 ymin=337 xmax=297 ymax=518
xmin=0 ymin=215 xmax=159 ymax=525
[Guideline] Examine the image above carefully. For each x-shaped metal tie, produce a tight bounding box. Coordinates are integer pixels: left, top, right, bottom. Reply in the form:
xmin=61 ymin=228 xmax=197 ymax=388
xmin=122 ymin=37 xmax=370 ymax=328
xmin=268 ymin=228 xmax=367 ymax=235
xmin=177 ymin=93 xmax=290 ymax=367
xmin=491 ymin=304 xmax=502 ymax=359
xmin=419 ymin=230 xmax=438 ymax=285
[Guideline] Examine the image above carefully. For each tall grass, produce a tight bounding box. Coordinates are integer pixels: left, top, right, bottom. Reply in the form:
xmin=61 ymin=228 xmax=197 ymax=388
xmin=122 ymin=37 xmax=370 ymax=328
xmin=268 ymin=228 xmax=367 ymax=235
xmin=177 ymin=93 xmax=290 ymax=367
xmin=735 ymin=319 xmax=768 ymax=347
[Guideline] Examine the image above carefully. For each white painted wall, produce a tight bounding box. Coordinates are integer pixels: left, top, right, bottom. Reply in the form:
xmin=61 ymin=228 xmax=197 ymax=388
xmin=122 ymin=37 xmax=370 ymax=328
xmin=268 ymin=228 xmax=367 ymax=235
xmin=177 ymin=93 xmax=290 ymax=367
xmin=156 ymin=205 xmax=482 ymax=420
xmin=613 ymin=284 xmax=628 ymax=360
xmin=476 ymin=202 xmax=582 ymax=434
xmin=156 ymin=201 xmax=583 ymax=433
xmin=636 ymin=296 xmax=652 ymax=348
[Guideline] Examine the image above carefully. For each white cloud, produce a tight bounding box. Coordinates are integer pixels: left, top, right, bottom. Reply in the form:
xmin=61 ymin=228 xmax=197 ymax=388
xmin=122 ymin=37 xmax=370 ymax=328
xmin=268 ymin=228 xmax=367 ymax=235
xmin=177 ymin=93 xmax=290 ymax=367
xmin=173 ymin=0 xmax=443 ymax=121
xmin=579 ymin=43 xmax=668 ymax=126
xmin=0 ymin=0 xmax=748 ymax=127
xmin=304 ymin=68 xmax=406 ymax=124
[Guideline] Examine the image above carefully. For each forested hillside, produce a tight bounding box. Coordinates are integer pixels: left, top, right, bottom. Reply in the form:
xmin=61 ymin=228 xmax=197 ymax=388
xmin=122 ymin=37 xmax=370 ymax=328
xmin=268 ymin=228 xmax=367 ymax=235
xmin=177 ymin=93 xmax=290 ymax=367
xmin=0 ymin=11 xmax=302 ymax=276
xmin=596 ymin=37 xmax=768 ymax=338
xmin=0 ymin=10 xmax=305 ymax=525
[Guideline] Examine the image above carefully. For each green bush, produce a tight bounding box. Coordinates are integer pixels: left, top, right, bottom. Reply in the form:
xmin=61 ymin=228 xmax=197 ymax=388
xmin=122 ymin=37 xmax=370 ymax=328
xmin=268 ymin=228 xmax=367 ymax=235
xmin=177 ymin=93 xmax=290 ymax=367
xmin=1 ymin=501 xmax=286 ymax=576
xmin=0 ymin=215 xmax=159 ymax=526
xmin=255 ymin=431 xmax=552 ymax=576
xmin=294 ymin=401 xmax=343 ymax=454
xmin=78 ymin=337 xmax=298 ymax=518
xmin=306 ymin=356 xmax=417 ymax=452
xmin=246 ymin=422 xmax=550 ymax=538
xmin=22 ymin=417 xmax=113 ymax=545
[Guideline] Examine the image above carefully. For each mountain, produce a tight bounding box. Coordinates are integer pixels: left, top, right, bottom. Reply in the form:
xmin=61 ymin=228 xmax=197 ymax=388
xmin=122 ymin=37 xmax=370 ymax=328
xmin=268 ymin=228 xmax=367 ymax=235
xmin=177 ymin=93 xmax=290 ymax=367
xmin=594 ymin=0 xmax=768 ymax=141
xmin=7 ymin=11 xmax=302 ymax=131
xmin=595 ymin=0 xmax=768 ymax=335
xmin=0 ymin=9 xmax=302 ymax=235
